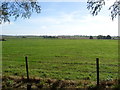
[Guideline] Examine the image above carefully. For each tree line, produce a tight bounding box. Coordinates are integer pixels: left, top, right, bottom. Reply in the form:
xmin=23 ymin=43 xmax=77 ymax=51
xmin=90 ymin=35 xmax=112 ymax=39
xmin=1 ymin=35 xmax=116 ymax=40
xmin=21 ymin=35 xmax=112 ymax=39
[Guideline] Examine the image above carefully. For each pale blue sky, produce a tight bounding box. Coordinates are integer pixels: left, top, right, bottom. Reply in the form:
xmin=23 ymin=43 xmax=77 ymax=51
xmin=1 ymin=1 xmax=118 ymax=36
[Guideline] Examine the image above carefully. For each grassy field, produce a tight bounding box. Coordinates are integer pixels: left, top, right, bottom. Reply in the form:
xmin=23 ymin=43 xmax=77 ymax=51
xmin=2 ymin=38 xmax=118 ymax=81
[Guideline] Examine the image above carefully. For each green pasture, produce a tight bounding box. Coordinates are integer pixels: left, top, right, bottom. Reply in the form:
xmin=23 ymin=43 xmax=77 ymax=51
xmin=2 ymin=38 xmax=118 ymax=81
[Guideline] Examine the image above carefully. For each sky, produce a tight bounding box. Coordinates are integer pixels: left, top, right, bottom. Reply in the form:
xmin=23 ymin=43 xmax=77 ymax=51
xmin=1 ymin=0 xmax=118 ymax=36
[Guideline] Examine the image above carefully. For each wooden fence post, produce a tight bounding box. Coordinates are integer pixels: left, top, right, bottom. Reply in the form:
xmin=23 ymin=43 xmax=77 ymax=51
xmin=25 ymin=56 xmax=31 ymax=90
xmin=25 ymin=56 xmax=29 ymax=81
xmin=96 ymin=58 xmax=99 ymax=86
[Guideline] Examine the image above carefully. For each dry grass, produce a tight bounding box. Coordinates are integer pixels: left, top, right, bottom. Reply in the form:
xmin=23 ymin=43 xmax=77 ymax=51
xmin=2 ymin=75 xmax=120 ymax=89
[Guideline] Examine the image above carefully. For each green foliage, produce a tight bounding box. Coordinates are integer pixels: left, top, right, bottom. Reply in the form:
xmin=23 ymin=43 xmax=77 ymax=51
xmin=89 ymin=36 xmax=93 ymax=39
xmin=87 ymin=0 xmax=120 ymax=20
xmin=106 ymin=35 xmax=112 ymax=39
xmin=0 ymin=0 xmax=41 ymax=24
xmin=87 ymin=0 xmax=105 ymax=16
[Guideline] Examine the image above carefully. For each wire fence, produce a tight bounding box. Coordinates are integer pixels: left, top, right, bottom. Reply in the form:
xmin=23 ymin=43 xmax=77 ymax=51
xmin=25 ymin=57 xmax=119 ymax=89
xmin=31 ymin=61 xmax=119 ymax=73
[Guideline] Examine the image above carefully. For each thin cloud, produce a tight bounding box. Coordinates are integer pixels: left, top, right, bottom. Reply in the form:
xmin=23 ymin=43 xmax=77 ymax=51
xmin=28 ymin=12 xmax=117 ymax=36
xmin=2 ymin=2 xmax=118 ymax=36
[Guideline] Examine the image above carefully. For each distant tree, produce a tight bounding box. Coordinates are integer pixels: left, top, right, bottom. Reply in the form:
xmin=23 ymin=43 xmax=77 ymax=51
xmin=106 ymin=35 xmax=112 ymax=39
xmin=22 ymin=36 xmax=26 ymax=38
xmin=87 ymin=0 xmax=120 ymax=20
xmin=97 ymin=35 xmax=106 ymax=39
xmin=43 ymin=36 xmax=58 ymax=39
xmin=102 ymin=36 xmax=106 ymax=39
xmin=0 ymin=0 xmax=41 ymax=24
xmin=89 ymin=36 xmax=93 ymax=39
xmin=97 ymin=35 xmax=103 ymax=39
xmin=97 ymin=35 xmax=112 ymax=39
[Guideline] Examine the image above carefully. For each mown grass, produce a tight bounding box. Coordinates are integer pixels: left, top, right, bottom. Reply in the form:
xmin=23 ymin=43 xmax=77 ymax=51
xmin=2 ymin=38 xmax=118 ymax=81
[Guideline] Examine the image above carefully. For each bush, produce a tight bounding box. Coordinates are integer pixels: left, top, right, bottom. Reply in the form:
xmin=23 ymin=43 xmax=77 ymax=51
xmin=89 ymin=36 xmax=93 ymax=39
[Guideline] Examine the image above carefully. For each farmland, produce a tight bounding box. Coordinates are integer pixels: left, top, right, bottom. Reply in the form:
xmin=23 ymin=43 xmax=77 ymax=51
xmin=2 ymin=38 xmax=118 ymax=82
